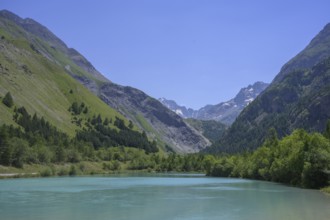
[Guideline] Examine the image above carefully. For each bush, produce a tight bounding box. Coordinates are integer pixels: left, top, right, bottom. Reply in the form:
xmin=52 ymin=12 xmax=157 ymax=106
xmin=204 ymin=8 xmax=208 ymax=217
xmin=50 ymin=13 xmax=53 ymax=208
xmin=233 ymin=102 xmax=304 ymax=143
xmin=69 ymin=165 xmax=77 ymax=176
xmin=40 ymin=167 xmax=53 ymax=177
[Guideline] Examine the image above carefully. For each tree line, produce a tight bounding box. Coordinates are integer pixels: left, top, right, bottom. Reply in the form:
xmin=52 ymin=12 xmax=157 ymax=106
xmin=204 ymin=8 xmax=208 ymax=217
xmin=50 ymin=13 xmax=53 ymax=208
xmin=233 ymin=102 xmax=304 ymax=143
xmin=206 ymin=124 xmax=330 ymax=189
xmin=0 ymin=100 xmax=158 ymax=167
xmin=0 ymin=92 xmax=329 ymax=189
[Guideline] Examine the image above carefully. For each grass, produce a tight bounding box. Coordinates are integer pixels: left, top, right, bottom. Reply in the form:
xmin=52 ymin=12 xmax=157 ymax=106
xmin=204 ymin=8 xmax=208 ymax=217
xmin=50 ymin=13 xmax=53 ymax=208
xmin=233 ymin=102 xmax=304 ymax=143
xmin=0 ymin=161 xmax=158 ymax=179
xmin=321 ymin=186 xmax=330 ymax=195
xmin=0 ymin=22 xmax=130 ymax=135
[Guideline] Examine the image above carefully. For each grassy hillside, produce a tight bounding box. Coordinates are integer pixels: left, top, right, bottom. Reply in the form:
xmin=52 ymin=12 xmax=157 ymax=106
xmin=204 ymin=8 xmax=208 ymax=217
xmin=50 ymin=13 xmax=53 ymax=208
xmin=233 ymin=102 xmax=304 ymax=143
xmin=0 ymin=17 xmax=129 ymax=136
xmin=0 ymin=10 xmax=211 ymax=153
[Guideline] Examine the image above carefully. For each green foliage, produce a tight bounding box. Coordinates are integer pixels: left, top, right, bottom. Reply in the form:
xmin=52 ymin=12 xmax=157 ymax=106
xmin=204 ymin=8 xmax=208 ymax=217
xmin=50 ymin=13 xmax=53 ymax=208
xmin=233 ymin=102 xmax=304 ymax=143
xmin=210 ymin=56 xmax=330 ymax=153
xmin=7 ymin=137 xmax=29 ymax=168
xmin=13 ymin=107 xmax=70 ymax=146
xmin=321 ymin=186 xmax=330 ymax=194
xmin=325 ymin=120 xmax=330 ymax=139
xmin=69 ymin=165 xmax=77 ymax=176
xmin=69 ymin=102 xmax=88 ymax=115
xmin=0 ymin=19 xmax=129 ymax=136
xmin=185 ymin=118 xmax=227 ymax=143
xmin=2 ymin=92 xmax=14 ymax=108
xmin=76 ymin=115 xmax=158 ymax=153
xmin=40 ymin=167 xmax=53 ymax=177
xmin=0 ymin=106 xmax=159 ymax=168
xmin=208 ymin=129 xmax=330 ymax=189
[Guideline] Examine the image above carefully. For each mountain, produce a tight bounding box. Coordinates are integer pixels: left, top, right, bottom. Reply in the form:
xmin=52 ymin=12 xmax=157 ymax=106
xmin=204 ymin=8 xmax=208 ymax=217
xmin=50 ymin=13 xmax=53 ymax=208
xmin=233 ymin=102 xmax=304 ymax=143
xmin=158 ymin=98 xmax=195 ymax=118
xmin=208 ymin=23 xmax=330 ymax=153
xmin=159 ymin=81 xmax=269 ymax=125
xmin=0 ymin=11 xmax=132 ymax=135
xmin=195 ymin=82 xmax=269 ymax=125
xmin=184 ymin=119 xmax=227 ymax=143
xmin=99 ymin=84 xmax=210 ymax=153
xmin=274 ymin=23 xmax=330 ymax=83
xmin=0 ymin=10 xmax=210 ymax=153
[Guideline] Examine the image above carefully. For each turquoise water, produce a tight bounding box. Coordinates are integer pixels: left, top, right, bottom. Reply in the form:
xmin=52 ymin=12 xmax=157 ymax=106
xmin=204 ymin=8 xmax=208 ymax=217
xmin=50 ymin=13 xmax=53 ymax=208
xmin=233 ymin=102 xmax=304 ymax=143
xmin=0 ymin=174 xmax=329 ymax=220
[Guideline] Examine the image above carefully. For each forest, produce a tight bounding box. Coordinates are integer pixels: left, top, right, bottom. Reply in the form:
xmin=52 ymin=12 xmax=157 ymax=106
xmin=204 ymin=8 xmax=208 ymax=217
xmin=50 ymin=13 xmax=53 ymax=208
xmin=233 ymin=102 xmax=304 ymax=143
xmin=0 ymin=96 xmax=329 ymax=189
xmin=207 ymin=125 xmax=330 ymax=189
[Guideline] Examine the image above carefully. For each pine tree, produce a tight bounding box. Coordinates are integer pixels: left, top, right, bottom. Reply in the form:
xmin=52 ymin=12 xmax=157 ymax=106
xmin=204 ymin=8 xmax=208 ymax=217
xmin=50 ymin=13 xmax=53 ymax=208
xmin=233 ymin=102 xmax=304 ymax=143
xmin=128 ymin=120 xmax=134 ymax=129
xmin=324 ymin=120 xmax=330 ymax=139
xmin=264 ymin=127 xmax=278 ymax=147
xmin=2 ymin=92 xmax=14 ymax=108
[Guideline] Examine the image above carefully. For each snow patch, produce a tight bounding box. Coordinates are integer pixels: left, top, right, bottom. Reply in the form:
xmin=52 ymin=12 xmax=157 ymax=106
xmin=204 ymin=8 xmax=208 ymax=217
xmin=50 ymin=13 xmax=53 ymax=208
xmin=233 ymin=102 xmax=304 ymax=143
xmin=244 ymin=98 xmax=254 ymax=103
xmin=175 ymin=109 xmax=183 ymax=116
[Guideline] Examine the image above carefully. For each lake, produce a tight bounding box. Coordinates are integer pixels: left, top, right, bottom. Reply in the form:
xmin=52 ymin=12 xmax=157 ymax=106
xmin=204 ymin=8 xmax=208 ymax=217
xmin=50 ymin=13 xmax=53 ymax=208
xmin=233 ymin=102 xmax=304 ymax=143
xmin=0 ymin=174 xmax=329 ymax=220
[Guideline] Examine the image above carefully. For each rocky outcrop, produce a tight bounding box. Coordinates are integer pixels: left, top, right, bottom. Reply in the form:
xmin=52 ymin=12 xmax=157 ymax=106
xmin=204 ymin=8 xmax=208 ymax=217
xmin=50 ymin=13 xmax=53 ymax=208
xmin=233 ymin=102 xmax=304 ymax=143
xmin=159 ymin=81 xmax=269 ymax=125
xmin=100 ymin=83 xmax=211 ymax=153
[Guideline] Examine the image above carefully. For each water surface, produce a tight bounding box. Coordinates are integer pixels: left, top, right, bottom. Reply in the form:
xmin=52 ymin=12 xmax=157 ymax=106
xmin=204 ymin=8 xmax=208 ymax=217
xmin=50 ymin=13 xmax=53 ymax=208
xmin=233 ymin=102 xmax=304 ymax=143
xmin=0 ymin=174 xmax=329 ymax=220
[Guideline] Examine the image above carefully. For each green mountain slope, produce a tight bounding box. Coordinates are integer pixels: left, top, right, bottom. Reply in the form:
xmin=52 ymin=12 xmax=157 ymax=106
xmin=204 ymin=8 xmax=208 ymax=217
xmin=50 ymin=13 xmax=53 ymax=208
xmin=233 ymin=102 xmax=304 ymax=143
xmin=208 ymin=23 xmax=330 ymax=153
xmin=0 ymin=10 xmax=210 ymax=153
xmin=274 ymin=23 xmax=330 ymax=83
xmin=0 ymin=11 xmax=132 ymax=136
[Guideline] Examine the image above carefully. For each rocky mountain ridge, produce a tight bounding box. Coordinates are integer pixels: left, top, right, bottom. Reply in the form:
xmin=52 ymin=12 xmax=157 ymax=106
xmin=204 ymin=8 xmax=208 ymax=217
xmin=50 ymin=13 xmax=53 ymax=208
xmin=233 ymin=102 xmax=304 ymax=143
xmin=159 ymin=81 xmax=269 ymax=125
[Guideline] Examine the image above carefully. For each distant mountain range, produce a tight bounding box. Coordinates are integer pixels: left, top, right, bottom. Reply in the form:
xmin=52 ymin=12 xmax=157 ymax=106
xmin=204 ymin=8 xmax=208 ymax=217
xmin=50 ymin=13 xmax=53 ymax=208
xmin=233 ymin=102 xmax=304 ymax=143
xmin=0 ymin=10 xmax=210 ymax=153
xmin=208 ymin=23 xmax=330 ymax=153
xmin=159 ymin=81 xmax=269 ymax=125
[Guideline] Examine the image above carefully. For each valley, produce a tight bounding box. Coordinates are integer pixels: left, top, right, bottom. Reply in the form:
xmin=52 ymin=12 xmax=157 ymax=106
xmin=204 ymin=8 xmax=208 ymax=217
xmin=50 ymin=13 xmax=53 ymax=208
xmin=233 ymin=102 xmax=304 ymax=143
xmin=0 ymin=8 xmax=329 ymax=196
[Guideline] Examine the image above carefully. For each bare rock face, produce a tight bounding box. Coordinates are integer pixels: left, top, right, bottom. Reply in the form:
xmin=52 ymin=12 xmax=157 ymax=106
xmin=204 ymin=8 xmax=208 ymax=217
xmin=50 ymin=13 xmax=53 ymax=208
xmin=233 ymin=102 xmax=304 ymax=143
xmin=159 ymin=81 xmax=269 ymax=125
xmin=100 ymin=83 xmax=211 ymax=153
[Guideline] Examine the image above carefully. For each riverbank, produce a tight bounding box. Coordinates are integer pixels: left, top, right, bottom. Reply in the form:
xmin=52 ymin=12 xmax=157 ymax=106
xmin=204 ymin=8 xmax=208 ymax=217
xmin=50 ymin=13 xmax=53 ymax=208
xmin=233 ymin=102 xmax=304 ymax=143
xmin=0 ymin=162 xmax=135 ymax=179
xmin=1 ymin=163 xmax=329 ymax=196
xmin=0 ymin=162 xmax=198 ymax=179
xmin=321 ymin=186 xmax=330 ymax=195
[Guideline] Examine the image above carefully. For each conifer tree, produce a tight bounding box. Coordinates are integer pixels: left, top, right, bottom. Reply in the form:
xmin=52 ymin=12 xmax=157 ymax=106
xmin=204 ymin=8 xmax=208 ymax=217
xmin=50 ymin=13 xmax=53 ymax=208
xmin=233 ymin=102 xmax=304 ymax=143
xmin=324 ymin=120 xmax=330 ymax=139
xmin=2 ymin=92 xmax=14 ymax=108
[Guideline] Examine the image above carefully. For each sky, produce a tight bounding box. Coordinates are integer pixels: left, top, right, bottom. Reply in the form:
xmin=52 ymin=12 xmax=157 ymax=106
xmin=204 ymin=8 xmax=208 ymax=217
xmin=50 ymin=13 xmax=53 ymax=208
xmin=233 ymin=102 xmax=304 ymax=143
xmin=1 ymin=0 xmax=330 ymax=109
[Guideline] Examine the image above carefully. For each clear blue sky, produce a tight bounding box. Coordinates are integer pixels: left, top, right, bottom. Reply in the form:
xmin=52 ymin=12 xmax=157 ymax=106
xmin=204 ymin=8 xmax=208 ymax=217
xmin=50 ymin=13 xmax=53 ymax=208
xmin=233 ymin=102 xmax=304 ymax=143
xmin=2 ymin=0 xmax=330 ymax=109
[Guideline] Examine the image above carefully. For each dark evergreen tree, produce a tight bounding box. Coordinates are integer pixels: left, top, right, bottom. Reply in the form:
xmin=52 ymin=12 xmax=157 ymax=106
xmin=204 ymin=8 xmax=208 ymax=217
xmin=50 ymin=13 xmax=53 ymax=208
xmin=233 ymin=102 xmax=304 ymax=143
xmin=324 ymin=120 xmax=330 ymax=139
xmin=2 ymin=92 xmax=14 ymax=108
xmin=264 ymin=127 xmax=279 ymax=147
xmin=83 ymin=106 xmax=88 ymax=114
xmin=114 ymin=117 xmax=126 ymax=130
xmin=0 ymin=125 xmax=9 ymax=165
xmin=128 ymin=120 xmax=134 ymax=129
xmin=103 ymin=118 xmax=109 ymax=126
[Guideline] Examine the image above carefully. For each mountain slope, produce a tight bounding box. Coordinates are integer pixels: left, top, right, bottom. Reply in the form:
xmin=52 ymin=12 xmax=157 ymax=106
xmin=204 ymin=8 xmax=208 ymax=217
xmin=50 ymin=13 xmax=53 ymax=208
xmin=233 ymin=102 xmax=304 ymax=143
xmin=159 ymin=81 xmax=269 ymax=125
xmin=184 ymin=119 xmax=227 ymax=143
xmin=0 ymin=10 xmax=108 ymax=82
xmin=274 ymin=23 xmax=330 ymax=83
xmin=158 ymin=98 xmax=195 ymax=118
xmin=196 ymin=82 xmax=268 ymax=124
xmin=0 ymin=10 xmax=210 ymax=153
xmin=99 ymin=83 xmax=210 ymax=153
xmin=208 ymin=23 xmax=330 ymax=153
xmin=0 ymin=12 xmax=130 ymax=136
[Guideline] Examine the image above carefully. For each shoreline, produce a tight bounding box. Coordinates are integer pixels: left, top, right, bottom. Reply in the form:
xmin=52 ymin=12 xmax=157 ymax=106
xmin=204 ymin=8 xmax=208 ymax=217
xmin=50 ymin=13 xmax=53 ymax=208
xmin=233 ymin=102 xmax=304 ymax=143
xmin=0 ymin=164 xmax=328 ymax=195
